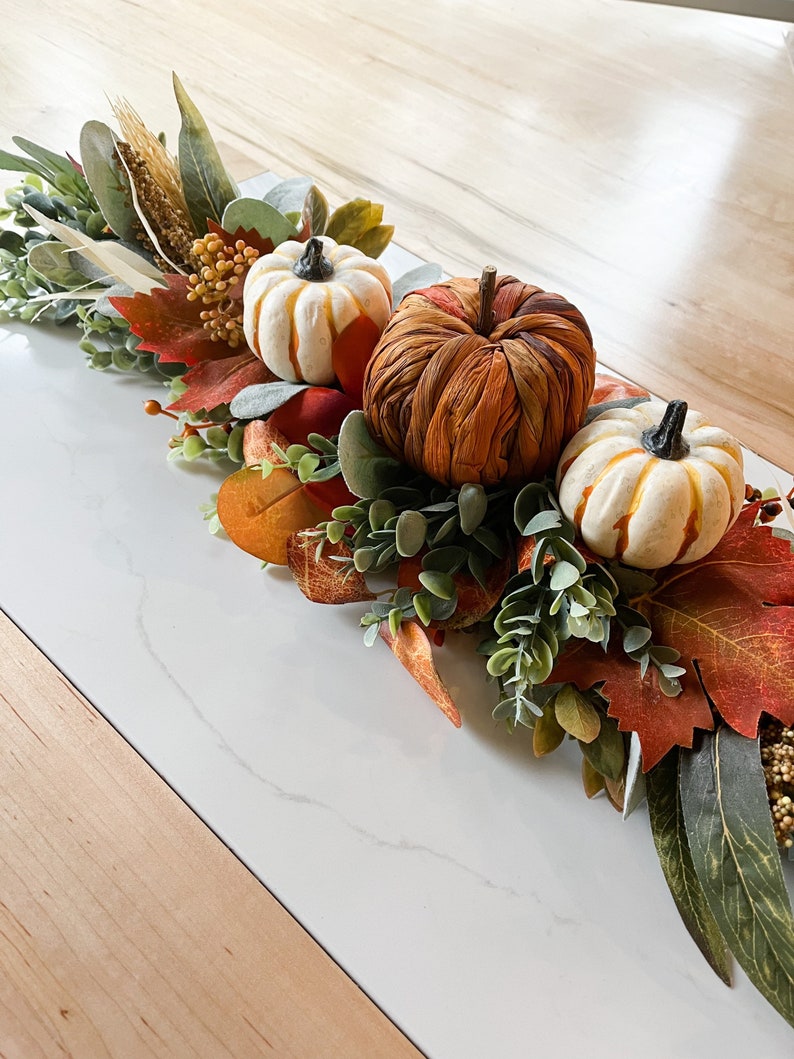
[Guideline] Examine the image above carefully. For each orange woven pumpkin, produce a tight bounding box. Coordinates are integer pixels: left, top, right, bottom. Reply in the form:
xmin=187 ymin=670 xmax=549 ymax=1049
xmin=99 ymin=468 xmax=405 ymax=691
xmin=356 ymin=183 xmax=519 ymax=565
xmin=362 ymin=270 xmax=596 ymax=487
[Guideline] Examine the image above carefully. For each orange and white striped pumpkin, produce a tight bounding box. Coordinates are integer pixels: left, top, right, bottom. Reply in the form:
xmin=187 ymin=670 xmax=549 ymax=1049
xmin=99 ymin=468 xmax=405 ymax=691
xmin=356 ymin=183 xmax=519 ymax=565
xmin=243 ymin=236 xmax=392 ymax=385
xmin=556 ymin=399 xmax=745 ymax=568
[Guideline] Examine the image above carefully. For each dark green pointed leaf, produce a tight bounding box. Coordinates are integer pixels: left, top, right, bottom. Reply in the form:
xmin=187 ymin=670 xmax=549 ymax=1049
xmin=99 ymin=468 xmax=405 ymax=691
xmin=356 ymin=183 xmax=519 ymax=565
xmin=173 ymin=73 xmax=238 ymax=232
xmin=302 ymin=185 xmax=329 ymax=237
xmin=79 ymin=121 xmax=137 ymax=241
xmin=647 ymin=749 xmax=731 ymax=984
xmin=681 ymin=727 xmax=794 ymax=1025
xmin=0 ymin=147 xmax=50 ymax=180
xmin=12 ymin=136 xmax=75 ymax=178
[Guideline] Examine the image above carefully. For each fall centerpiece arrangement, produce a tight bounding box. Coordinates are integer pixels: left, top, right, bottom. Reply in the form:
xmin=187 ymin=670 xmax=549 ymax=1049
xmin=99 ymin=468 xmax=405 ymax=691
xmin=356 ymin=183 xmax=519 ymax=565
xmin=2 ymin=76 xmax=794 ymax=1028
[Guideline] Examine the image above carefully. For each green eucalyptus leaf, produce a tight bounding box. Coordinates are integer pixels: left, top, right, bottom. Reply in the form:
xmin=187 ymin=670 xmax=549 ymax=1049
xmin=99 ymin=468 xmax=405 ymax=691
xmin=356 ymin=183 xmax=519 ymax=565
xmin=549 ymin=560 xmax=580 ymax=591
xmin=681 ymin=728 xmax=794 ymax=1024
xmin=550 ymin=536 xmax=588 ymax=573
xmin=302 ymin=184 xmax=329 ymax=237
xmin=579 ymin=714 xmax=625 ymax=781
xmin=520 ymin=509 xmax=562 ymax=537
xmin=173 ymin=73 xmax=239 ymax=232
xmin=418 ymin=569 xmax=456 ymax=600
xmin=395 ymin=510 xmax=428 ymax=557
xmin=458 ymin=483 xmax=488 ymax=535
xmin=623 ymin=626 xmax=652 ymax=653
xmin=554 ymin=685 xmax=601 ymax=743
xmin=422 ymin=546 xmax=468 ymax=574
xmin=26 ymin=241 xmax=87 ymax=288
xmin=646 ymin=748 xmax=731 ymax=985
xmin=337 ymin=410 xmax=406 ymax=498
xmin=79 ymin=121 xmax=137 ymax=241
xmin=222 ymin=198 xmax=298 ymax=245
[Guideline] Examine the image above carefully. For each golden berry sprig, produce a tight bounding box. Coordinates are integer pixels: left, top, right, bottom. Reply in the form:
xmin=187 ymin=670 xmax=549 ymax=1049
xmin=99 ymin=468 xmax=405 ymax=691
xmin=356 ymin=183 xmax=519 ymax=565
xmin=761 ymin=717 xmax=794 ymax=849
xmin=186 ymin=235 xmax=260 ymax=348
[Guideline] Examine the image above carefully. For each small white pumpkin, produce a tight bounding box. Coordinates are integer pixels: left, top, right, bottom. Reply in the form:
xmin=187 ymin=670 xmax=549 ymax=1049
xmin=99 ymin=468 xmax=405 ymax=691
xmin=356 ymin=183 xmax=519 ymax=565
xmin=555 ymin=399 xmax=745 ymax=568
xmin=243 ymin=235 xmax=392 ymax=385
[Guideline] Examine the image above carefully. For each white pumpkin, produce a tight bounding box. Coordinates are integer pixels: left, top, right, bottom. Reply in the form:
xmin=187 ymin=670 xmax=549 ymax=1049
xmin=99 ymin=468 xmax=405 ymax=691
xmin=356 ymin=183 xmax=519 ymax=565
xmin=243 ymin=235 xmax=392 ymax=385
xmin=555 ymin=399 xmax=745 ymax=568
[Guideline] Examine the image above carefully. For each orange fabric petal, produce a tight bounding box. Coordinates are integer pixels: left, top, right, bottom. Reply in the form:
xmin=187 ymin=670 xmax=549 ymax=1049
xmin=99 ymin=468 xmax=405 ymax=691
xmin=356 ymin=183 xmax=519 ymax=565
xmin=379 ymin=621 xmax=462 ymax=727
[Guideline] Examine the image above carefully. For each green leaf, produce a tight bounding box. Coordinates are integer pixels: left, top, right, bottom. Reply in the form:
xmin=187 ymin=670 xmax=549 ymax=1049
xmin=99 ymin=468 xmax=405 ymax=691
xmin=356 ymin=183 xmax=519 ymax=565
xmin=422 ymin=546 xmax=467 ymax=574
xmin=302 ymin=184 xmax=329 ymax=237
xmin=554 ymin=685 xmax=601 ymax=743
xmin=520 ymin=509 xmax=562 ymax=537
xmin=354 ymin=224 xmax=394 ymax=259
xmin=79 ymin=121 xmax=137 ymax=242
xmin=395 ymin=510 xmax=427 ymax=557
xmin=325 ymin=198 xmax=382 ymax=245
xmin=12 ymin=136 xmax=76 ymax=178
xmin=418 ymin=569 xmax=456 ymax=600
xmin=680 ymin=727 xmax=794 ymax=1025
xmin=337 ymin=410 xmax=406 ymax=498
xmin=533 ymin=701 xmax=566 ymax=756
xmin=221 ymin=198 xmax=298 ymax=245
xmin=623 ymin=625 xmax=652 ymax=653
xmin=549 ymin=560 xmax=580 ymax=591
xmin=458 ymin=482 xmax=488 ymax=535
xmin=0 ymin=148 xmax=50 ymax=181
xmin=173 ymin=73 xmax=239 ymax=233
xmin=262 ymin=176 xmax=313 ymax=215
xmin=579 ymin=714 xmax=625 ymax=782
xmin=647 ymin=749 xmax=731 ymax=985
xmin=26 ymin=241 xmax=88 ymax=288
xmin=229 ymin=381 xmax=310 ymax=420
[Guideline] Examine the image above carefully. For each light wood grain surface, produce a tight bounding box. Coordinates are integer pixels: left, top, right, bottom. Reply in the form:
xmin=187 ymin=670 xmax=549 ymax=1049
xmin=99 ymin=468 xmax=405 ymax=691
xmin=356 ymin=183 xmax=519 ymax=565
xmin=2 ymin=1 xmax=793 ymax=1054
xmin=0 ymin=610 xmax=421 ymax=1058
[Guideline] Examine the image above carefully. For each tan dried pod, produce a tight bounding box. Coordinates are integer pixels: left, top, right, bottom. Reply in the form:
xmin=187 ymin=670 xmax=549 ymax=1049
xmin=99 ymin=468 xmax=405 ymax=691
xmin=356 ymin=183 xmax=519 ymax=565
xmin=362 ymin=269 xmax=596 ymax=487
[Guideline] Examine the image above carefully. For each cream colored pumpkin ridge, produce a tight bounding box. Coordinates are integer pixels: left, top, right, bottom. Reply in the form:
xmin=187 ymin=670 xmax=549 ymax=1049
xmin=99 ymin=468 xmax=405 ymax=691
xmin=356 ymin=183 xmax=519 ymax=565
xmin=243 ymin=236 xmax=392 ymax=386
xmin=555 ymin=400 xmax=745 ymax=569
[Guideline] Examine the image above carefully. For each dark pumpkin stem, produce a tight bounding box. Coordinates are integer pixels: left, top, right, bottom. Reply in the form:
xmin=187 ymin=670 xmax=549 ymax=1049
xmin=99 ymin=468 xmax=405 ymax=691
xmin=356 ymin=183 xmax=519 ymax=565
xmin=476 ymin=265 xmax=497 ymax=335
xmin=293 ymin=237 xmax=334 ymax=281
xmin=642 ymin=399 xmax=690 ymax=460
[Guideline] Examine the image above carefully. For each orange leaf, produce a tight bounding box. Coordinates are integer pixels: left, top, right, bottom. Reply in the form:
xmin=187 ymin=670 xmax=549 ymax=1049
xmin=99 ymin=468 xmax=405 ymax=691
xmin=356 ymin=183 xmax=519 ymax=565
xmin=379 ymin=621 xmax=461 ymax=727
xmin=242 ymin=420 xmax=291 ymax=466
xmin=217 ymin=466 xmax=327 ymax=565
xmin=286 ymin=535 xmax=375 ymax=604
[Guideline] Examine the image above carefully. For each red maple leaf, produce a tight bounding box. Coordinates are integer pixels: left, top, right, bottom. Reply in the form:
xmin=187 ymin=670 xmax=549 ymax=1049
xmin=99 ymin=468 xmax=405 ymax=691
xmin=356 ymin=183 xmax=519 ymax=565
xmin=551 ymin=503 xmax=794 ymax=769
xmin=111 ymin=274 xmax=224 ymax=365
xmin=167 ymin=351 xmax=275 ymax=414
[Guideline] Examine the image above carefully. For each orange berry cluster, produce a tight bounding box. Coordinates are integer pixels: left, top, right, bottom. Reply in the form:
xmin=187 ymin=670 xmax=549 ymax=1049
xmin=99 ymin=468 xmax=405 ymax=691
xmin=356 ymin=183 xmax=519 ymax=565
xmin=186 ymin=235 xmax=260 ymax=348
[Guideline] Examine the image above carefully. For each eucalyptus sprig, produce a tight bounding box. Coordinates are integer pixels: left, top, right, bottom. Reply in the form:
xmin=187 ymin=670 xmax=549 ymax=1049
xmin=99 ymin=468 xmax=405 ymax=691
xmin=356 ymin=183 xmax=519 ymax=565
xmin=254 ymin=432 xmax=341 ymax=484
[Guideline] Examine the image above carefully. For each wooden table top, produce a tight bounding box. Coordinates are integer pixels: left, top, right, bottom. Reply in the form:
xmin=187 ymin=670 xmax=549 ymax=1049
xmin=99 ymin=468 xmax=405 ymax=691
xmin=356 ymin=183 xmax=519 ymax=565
xmin=2 ymin=1 xmax=792 ymax=1053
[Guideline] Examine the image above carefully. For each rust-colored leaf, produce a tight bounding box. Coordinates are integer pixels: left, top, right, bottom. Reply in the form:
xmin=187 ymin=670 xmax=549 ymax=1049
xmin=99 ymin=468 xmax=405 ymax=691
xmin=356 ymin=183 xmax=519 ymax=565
xmin=111 ymin=274 xmax=221 ymax=365
xmin=639 ymin=503 xmax=794 ymax=739
xmin=167 ymin=351 xmax=274 ymax=413
xmin=552 ymin=640 xmax=713 ymax=772
xmin=379 ymin=621 xmax=462 ymax=727
xmin=551 ymin=503 xmax=794 ymax=769
xmin=216 ymin=466 xmax=327 ymax=565
xmin=269 ymin=387 xmax=357 ymax=448
xmin=286 ymin=535 xmax=375 ymax=604
xmin=302 ymin=475 xmax=358 ymax=518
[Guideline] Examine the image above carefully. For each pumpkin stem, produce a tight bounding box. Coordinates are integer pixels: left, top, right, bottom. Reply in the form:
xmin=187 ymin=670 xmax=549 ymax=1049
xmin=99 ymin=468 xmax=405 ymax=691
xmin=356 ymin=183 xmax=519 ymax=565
xmin=476 ymin=265 xmax=497 ymax=335
xmin=642 ymin=399 xmax=690 ymax=460
xmin=293 ymin=237 xmax=334 ymax=281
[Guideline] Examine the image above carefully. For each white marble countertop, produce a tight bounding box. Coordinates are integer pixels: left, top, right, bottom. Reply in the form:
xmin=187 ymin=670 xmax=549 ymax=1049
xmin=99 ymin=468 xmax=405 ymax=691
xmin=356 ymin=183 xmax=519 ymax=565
xmin=2 ymin=222 xmax=793 ymax=1057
